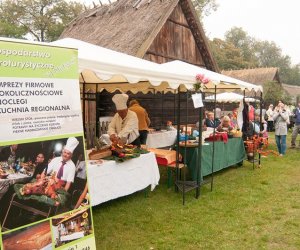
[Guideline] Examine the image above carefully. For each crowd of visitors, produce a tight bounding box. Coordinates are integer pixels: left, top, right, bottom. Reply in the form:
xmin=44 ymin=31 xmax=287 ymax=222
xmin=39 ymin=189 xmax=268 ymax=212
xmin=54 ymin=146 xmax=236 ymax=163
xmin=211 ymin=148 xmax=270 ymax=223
xmin=196 ymin=99 xmax=300 ymax=156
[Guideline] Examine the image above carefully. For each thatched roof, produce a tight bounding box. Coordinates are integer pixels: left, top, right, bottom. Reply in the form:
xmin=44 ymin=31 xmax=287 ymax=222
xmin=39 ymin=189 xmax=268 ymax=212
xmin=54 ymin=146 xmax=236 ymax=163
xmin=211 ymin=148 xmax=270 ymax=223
xmin=282 ymin=83 xmax=300 ymax=98
xmin=60 ymin=0 xmax=217 ymax=71
xmin=221 ymin=67 xmax=280 ymax=85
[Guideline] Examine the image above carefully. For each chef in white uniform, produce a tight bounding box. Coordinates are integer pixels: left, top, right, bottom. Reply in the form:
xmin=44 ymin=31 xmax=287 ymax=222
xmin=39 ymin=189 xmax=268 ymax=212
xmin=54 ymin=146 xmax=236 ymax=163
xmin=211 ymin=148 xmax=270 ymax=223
xmin=46 ymin=137 xmax=79 ymax=191
xmin=108 ymin=94 xmax=140 ymax=146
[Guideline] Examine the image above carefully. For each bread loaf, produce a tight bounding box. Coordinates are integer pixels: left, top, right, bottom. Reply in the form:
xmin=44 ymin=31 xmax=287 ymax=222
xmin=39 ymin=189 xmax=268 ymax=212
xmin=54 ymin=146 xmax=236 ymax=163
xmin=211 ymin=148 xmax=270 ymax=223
xmin=3 ymin=221 xmax=52 ymax=250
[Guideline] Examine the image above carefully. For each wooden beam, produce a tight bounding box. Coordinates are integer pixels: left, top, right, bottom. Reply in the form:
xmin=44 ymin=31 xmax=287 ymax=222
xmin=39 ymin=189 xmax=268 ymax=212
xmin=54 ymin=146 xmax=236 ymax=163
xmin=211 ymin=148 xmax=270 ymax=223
xmin=167 ymin=18 xmax=190 ymax=29
xmin=179 ymin=0 xmax=219 ymax=72
xmin=136 ymin=0 xmax=180 ymax=58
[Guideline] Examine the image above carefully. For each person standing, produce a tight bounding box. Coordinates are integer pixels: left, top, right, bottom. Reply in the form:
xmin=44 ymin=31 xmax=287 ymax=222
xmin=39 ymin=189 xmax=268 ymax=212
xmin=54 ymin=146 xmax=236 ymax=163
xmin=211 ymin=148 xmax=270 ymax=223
xmin=129 ymin=99 xmax=151 ymax=145
xmin=45 ymin=137 xmax=79 ymax=191
xmin=74 ymin=160 xmax=87 ymax=191
xmin=266 ymin=104 xmax=274 ymax=132
xmin=247 ymin=101 xmax=255 ymax=121
xmin=273 ymin=102 xmax=289 ymax=156
xmin=108 ymin=94 xmax=140 ymax=146
xmin=291 ymin=101 xmax=300 ymax=148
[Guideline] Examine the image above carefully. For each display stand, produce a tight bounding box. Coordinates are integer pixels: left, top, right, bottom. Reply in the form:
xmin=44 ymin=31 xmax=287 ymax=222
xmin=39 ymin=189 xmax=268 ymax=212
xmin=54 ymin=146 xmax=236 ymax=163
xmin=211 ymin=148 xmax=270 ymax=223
xmin=174 ymin=90 xmax=204 ymax=205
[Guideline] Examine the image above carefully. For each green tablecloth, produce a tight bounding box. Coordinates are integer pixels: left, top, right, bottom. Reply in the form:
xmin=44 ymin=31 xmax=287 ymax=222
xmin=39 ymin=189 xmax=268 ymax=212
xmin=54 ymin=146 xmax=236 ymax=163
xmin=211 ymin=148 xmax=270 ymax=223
xmin=180 ymin=138 xmax=246 ymax=181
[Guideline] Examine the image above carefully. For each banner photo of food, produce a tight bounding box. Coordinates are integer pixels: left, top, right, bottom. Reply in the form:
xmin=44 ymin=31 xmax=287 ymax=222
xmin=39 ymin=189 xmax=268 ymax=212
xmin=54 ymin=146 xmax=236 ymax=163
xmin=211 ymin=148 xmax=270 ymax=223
xmin=0 ymin=38 xmax=96 ymax=249
xmin=52 ymin=207 xmax=93 ymax=248
xmin=0 ymin=136 xmax=87 ymax=230
xmin=2 ymin=221 xmax=52 ymax=250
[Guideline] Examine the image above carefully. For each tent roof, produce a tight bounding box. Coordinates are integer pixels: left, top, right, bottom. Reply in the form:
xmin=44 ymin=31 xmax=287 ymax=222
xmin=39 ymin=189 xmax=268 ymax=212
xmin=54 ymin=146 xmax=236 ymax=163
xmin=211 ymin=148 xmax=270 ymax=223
xmin=160 ymin=61 xmax=263 ymax=92
xmin=51 ymin=38 xmax=193 ymax=93
xmin=0 ymin=37 xmax=262 ymax=93
xmin=205 ymin=92 xmax=258 ymax=103
xmin=52 ymin=38 xmax=262 ymax=93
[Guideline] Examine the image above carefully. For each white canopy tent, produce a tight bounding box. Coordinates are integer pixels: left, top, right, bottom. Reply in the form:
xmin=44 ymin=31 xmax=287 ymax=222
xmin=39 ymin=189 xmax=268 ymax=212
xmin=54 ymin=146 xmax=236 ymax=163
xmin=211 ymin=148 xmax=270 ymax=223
xmin=0 ymin=37 xmax=262 ymax=93
xmin=205 ymin=92 xmax=259 ymax=103
xmin=160 ymin=60 xmax=263 ymax=93
xmin=51 ymin=38 xmax=262 ymax=94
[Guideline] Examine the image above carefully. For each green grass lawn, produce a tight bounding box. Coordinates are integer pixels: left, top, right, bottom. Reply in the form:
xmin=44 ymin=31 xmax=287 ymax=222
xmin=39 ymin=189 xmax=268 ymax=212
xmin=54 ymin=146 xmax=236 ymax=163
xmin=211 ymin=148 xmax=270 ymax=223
xmin=91 ymin=133 xmax=300 ymax=250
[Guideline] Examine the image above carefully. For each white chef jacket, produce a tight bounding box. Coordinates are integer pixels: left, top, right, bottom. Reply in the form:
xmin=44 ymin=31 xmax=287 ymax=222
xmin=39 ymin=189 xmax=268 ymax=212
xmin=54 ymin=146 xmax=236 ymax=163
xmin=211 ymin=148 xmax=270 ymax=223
xmin=108 ymin=110 xmax=139 ymax=143
xmin=47 ymin=156 xmax=76 ymax=183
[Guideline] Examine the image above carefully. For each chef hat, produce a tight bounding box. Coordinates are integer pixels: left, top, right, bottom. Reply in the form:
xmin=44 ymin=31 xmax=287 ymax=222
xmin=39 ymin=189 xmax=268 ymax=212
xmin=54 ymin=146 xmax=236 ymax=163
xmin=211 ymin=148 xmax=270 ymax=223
xmin=112 ymin=94 xmax=128 ymax=110
xmin=64 ymin=137 xmax=79 ymax=153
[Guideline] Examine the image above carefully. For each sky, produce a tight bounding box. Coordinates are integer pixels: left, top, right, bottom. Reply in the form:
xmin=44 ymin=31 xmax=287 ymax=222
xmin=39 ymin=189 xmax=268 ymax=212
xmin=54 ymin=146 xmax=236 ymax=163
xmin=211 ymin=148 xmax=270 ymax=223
xmin=203 ymin=0 xmax=300 ymax=65
xmin=78 ymin=0 xmax=300 ymax=65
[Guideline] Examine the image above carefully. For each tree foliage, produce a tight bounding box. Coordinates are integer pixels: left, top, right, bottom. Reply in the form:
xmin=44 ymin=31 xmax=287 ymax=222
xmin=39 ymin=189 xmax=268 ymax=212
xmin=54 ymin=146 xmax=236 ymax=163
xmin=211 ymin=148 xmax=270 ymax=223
xmin=0 ymin=0 xmax=85 ymax=42
xmin=210 ymin=27 xmax=300 ymax=86
xmin=192 ymin=0 xmax=218 ymax=20
xmin=224 ymin=27 xmax=258 ymax=67
xmin=210 ymin=38 xmax=256 ymax=70
xmin=263 ymin=81 xmax=291 ymax=105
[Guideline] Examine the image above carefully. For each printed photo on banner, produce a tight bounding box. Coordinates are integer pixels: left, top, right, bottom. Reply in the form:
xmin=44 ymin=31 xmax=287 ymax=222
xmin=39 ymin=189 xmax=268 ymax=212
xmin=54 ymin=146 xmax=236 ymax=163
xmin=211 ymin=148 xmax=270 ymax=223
xmin=0 ymin=136 xmax=88 ymax=231
xmin=0 ymin=37 xmax=95 ymax=248
xmin=51 ymin=207 xmax=92 ymax=248
xmin=2 ymin=220 xmax=52 ymax=250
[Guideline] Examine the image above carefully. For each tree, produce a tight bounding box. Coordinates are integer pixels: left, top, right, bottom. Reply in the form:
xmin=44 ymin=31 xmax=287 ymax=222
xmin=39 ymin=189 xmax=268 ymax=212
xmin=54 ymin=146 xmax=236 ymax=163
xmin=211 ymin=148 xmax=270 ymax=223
xmin=263 ymin=81 xmax=291 ymax=105
xmin=0 ymin=0 xmax=85 ymax=42
xmin=213 ymin=27 xmax=300 ymax=86
xmin=210 ymin=38 xmax=256 ymax=70
xmin=192 ymin=0 xmax=218 ymax=20
xmin=225 ymin=27 xmax=258 ymax=66
xmin=283 ymin=64 xmax=300 ymax=85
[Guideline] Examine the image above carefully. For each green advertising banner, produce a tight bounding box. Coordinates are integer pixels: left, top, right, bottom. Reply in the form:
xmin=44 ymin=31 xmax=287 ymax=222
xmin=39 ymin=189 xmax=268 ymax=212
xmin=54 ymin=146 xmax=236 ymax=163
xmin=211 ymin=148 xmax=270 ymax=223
xmin=0 ymin=38 xmax=96 ymax=250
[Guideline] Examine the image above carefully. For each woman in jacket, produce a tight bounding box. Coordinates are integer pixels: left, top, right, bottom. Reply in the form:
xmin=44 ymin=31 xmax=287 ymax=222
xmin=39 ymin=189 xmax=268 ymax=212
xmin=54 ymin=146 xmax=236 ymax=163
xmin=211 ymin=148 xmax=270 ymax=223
xmin=273 ymin=102 xmax=289 ymax=156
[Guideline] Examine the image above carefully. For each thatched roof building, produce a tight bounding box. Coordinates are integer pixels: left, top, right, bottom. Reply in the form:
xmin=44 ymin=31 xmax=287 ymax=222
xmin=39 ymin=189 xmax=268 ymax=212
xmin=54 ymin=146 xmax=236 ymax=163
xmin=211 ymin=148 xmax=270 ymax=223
xmin=221 ymin=67 xmax=280 ymax=85
xmin=60 ymin=0 xmax=218 ymax=71
xmin=282 ymin=83 xmax=300 ymax=103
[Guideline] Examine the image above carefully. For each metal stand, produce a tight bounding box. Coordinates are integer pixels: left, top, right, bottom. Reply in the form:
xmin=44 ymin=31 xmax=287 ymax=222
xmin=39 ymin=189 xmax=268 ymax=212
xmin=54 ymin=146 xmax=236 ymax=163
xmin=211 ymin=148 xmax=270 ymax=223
xmin=175 ymin=90 xmax=202 ymax=205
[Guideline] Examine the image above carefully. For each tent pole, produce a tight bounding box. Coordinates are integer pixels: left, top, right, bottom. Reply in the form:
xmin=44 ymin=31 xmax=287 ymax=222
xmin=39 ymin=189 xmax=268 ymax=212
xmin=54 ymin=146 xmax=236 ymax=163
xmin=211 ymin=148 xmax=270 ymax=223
xmin=175 ymin=87 xmax=181 ymax=193
xmin=259 ymin=91 xmax=263 ymax=166
xmin=154 ymin=89 xmax=156 ymax=128
xmin=196 ymin=91 xmax=203 ymax=198
xmin=182 ymin=91 xmax=189 ymax=205
xmin=161 ymin=91 xmax=164 ymax=128
xmin=96 ymin=84 xmax=100 ymax=137
xmin=174 ymin=90 xmax=176 ymax=124
xmin=81 ymin=73 xmax=87 ymax=137
xmin=253 ymin=91 xmax=257 ymax=169
xmin=211 ymin=86 xmax=217 ymax=191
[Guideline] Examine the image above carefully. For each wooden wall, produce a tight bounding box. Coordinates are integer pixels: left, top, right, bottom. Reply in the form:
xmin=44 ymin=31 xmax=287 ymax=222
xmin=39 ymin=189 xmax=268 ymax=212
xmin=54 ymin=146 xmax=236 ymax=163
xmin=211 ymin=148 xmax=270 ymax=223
xmin=97 ymin=90 xmax=202 ymax=128
xmin=143 ymin=4 xmax=205 ymax=67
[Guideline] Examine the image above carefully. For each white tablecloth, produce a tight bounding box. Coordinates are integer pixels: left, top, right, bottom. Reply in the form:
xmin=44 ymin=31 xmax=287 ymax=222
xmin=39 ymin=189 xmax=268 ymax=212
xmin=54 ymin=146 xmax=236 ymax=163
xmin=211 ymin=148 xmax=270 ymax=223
xmin=0 ymin=173 xmax=31 ymax=200
xmin=146 ymin=130 xmax=177 ymax=148
xmin=60 ymin=231 xmax=85 ymax=242
xmin=87 ymin=152 xmax=160 ymax=206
